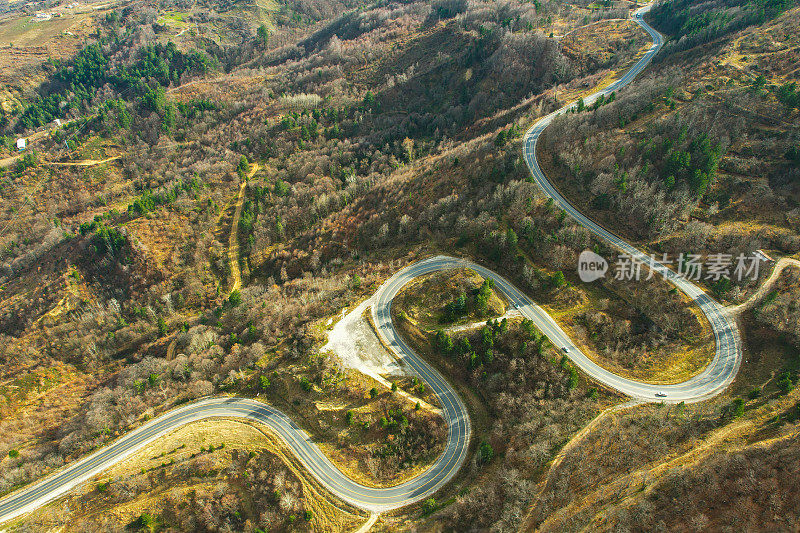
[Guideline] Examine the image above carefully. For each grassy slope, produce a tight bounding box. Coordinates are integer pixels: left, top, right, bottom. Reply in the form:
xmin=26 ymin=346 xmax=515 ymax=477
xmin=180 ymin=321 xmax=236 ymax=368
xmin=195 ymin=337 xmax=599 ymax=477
xmin=519 ymin=7 xmax=800 ymax=524
xmin=3 ymin=2 xmax=791 ymax=531
xmin=393 ymin=268 xmax=507 ymax=330
xmin=11 ymin=419 xmax=368 ymax=532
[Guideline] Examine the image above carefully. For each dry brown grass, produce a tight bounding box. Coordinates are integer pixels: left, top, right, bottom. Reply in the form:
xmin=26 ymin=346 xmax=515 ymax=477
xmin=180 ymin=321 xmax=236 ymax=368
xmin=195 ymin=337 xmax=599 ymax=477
xmin=13 ymin=419 xmax=367 ymax=532
xmin=393 ymin=268 xmax=507 ymax=331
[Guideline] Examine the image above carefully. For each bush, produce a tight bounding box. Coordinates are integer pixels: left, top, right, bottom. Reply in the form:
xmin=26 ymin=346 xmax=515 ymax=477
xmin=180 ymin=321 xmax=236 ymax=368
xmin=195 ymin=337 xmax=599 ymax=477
xmin=92 ymin=222 xmax=127 ymax=257
xmin=422 ymin=498 xmax=437 ymax=515
xmin=133 ymin=513 xmax=156 ymax=529
xmin=157 ymin=317 xmax=168 ymax=337
xmin=229 ymin=290 xmax=242 ymax=306
xmin=479 ymin=441 xmax=494 ymax=464
xmin=257 ymin=24 xmax=270 ymax=48
xmin=237 ymin=155 xmax=251 ymax=178
xmin=567 ymin=367 xmax=579 ymax=389
xmin=777 ymin=372 xmax=794 ymax=395
xmin=14 ymin=151 xmax=38 ymax=174
xmin=731 ymin=397 xmax=745 ymax=418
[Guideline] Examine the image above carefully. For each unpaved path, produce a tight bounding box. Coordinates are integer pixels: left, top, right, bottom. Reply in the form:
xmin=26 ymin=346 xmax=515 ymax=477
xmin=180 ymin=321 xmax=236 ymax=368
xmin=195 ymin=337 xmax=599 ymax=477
xmin=0 ymin=154 xmax=20 ymax=168
xmin=321 ymin=299 xmax=440 ymax=413
xmin=44 ymin=155 xmax=121 ymax=166
xmin=727 ymin=257 xmax=800 ymax=315
xmin=442 ymin=309 xmax=522 ymax=334
xmin=519 ymin=399 xmax=642 ymax=532
xmin=227 ymin=163 xmax=259 ymax=293
xmin=352 ymin=512 xmax=379 ymax=533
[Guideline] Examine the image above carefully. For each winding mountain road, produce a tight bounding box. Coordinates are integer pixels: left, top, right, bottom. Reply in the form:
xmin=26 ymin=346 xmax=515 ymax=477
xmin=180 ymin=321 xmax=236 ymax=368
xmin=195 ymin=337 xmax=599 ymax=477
xmin=0 ymin=3 xmax=742 ymax=524
xmin=522 ymin=3 xmax=741 ymax=402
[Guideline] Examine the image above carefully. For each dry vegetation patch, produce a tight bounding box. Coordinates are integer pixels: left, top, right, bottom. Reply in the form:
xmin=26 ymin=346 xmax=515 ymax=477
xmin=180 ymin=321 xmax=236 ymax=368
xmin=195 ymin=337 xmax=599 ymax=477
xmin=4 ymin=0 xmax=791 ymax=528
xmin=393 ymin=268 xmax=507 ymax=330
xmin=12 ymin=419 xmax=367 ymax=532
xmin=523 ymin=267 xmax=800 ymax=532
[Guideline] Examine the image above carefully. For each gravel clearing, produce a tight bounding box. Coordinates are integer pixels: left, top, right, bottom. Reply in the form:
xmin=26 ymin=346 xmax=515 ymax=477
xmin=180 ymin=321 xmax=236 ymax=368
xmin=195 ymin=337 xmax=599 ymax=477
xmin=321 ymin=297 xmax=412 ymax=384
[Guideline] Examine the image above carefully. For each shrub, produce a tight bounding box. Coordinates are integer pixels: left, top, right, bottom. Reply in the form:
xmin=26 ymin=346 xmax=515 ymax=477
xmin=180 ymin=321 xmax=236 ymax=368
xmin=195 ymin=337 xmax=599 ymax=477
xmin=157 ymin=317 xmax=168 ymax=337
xmin=479 ymin=441 xmax=494 ymax=464
xmin=732 ymin=397 xmax=745 ymax=418
xmin=237 ymin=155 xmax=250 ymax=178
xmin=229 ymin=290 xmax=242 ymax=306
xmin=422 ymin=498 xmax=437 ymax=515
xmin=777 ymin=373 xmax=794 ymax=395
xmin=133 ymin=513 xmax=156 ymax=529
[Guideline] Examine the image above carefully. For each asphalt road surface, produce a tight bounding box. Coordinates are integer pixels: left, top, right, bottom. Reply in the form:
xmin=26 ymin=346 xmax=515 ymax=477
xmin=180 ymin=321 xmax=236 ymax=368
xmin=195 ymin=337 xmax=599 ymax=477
xmin=0 ymin=4 xmax=741 ymax=524
xmin=521 ymin=3 xmax=741 ymax=402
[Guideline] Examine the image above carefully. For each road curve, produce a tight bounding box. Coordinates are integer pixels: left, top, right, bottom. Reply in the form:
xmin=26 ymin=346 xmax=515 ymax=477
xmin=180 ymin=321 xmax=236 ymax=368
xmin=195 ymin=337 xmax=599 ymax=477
xmin=0 ymin=393 xmax=466 ymax=519
xmin=0 ymin=4 xmax=741 ymax=524
xmin=522 ymin=3 xmax=741 ymax=402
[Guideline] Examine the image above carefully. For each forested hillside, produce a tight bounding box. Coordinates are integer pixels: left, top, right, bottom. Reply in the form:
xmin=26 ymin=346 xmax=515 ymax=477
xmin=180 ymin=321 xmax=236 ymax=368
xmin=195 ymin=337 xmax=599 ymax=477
xmin=524 ymin=2 xmax=800 ymax=531
xmin=0 ymin=0 xmax=657 ymax=529
xmin=0 ymin=0 xmax=798 ymax=530
xmin=542 ymin=0 xmax=800 ymax=301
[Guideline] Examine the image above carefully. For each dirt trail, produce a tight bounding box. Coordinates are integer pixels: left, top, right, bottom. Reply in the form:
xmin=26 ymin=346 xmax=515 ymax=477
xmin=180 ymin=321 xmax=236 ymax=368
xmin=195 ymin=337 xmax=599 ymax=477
xmin=227 ymin=163 xmax=259 ymax=293
xmin=727 ymin=257 xmax=800 ymax=315
xmin=533 ymin=398 xmax=800 ymax=532
xmin=166 ymin=338 xmax=177 ymax=360
xmin=44 ymin=155 xmax=121 ymax=166
xmin=442 ymin=309 xmax=522 ymax=334
xmin=321 ymin=301 xmax=441 ymax=414
xmin=0 ymin=117 xmax=84 ymax=169
xmin=0 ymin=154 xmax=20 ymax=168
xmin=352 ymin=512 xmax=379 ymax=533
xmin=518 ymin=400 xmax=642 ymax=532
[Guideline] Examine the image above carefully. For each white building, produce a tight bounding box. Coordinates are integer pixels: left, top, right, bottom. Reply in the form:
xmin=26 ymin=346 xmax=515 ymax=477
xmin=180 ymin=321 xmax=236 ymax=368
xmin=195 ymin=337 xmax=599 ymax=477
xmin=16 ymin=138 xmax=26 ymax=151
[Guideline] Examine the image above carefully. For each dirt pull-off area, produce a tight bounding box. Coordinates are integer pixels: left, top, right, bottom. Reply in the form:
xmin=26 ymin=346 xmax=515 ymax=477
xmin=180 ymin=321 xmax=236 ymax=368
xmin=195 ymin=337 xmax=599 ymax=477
xmin=321 ymin=298 xmax=412 ymax=384
xmin=320 ymin=295 xmax=441 ymax=412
